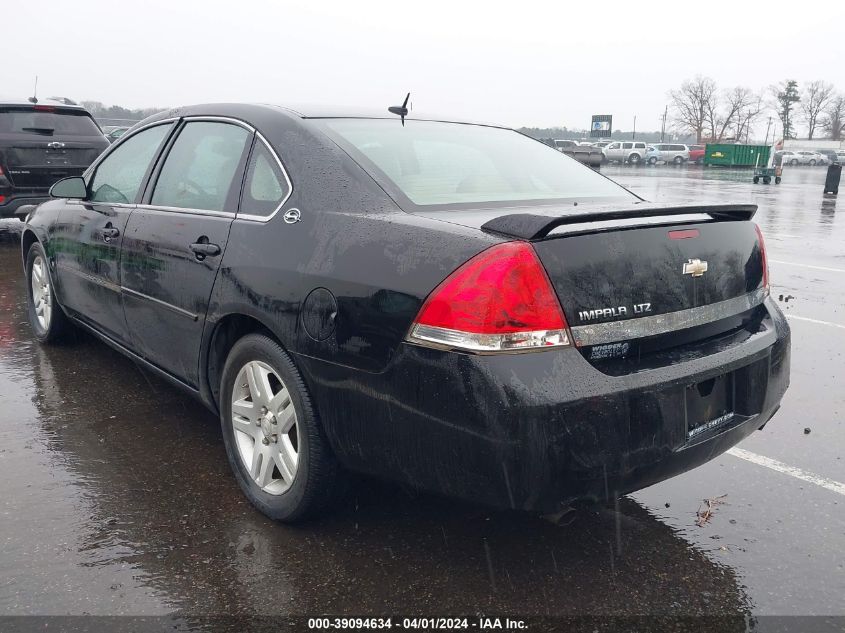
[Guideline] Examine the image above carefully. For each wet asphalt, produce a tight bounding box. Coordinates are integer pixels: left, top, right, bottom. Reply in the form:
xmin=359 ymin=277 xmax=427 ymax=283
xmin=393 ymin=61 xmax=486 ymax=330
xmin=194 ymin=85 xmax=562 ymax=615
xmin=0 ymin=164 xmax=843 ymax=628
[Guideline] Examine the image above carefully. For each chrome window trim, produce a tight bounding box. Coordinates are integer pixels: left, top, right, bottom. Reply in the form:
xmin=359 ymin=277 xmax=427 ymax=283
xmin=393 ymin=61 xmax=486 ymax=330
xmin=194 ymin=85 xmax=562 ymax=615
xmin=134 ymin=203 xmax=234 ymax=219
xmin=236 ymin=131 xmax=294 ymax=223
xmin=569 ymin=288 xmax=768 ymax=347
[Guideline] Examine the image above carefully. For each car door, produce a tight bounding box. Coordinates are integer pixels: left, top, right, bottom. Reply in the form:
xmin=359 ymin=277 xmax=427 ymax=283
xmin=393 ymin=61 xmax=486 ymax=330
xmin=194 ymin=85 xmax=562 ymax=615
xmin=52 ymin=122 xmax=174 ymax=345
xmin=605 ymin=142 xmax=620 ymax=161
xmin=120 ymin=118 xmax=251 ymax=387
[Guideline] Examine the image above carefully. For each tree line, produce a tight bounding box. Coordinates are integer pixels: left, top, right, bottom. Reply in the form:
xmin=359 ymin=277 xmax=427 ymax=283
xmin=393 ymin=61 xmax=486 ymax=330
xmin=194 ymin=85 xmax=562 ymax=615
xmin=670 ymin=76 xmax=843 ymax=143
xmin=79 ymin=101 xmax=162 ymax=122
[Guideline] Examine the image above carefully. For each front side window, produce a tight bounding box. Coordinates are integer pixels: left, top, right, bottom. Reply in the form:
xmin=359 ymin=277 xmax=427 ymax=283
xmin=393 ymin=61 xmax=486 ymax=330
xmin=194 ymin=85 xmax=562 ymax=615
xmin=89 ymin=123 xmax=172 ymax=204
xmin=151 ymin=121 xmax=250 ymax=211
xmin=622 ymin=143 xmax=633 ymax=149
xmin=322 ymin=119 xmax=633 ymax=207
xmin=239 ymin=141 xmax=290 ymax=217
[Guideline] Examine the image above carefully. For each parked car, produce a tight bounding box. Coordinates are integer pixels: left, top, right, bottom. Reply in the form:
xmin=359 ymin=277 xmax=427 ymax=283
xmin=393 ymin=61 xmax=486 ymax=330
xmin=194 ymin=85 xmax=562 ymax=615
xmin=553 ymin=139 xmax=603 ymax=168
xmin=817 ymin=149 xmax=840 ymax=164
xmin=21 ymin=103 xmax=790 ymax=522
xmin=781 ymin=150 xmax=825 ymax=166
xmin=688 ymin=145 xmax=705 ymax=163
xmin=0 ymin=98 xmax=109 ymax=217
xmin=836 ymin=151 xmax=845 ymax=164
xmin=602 ymin=141 xmax=649 ymax=164
xmin=646 ymin=143 xmax=690 ymax=165
xmin=104 ymin=126 xmax=130 ymax=143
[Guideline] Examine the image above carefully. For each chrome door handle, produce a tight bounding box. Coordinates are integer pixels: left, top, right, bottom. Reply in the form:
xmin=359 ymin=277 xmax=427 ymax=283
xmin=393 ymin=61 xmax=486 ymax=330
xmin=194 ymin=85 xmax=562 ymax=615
xmin=189 ymin=242 xmax=221 ymax=259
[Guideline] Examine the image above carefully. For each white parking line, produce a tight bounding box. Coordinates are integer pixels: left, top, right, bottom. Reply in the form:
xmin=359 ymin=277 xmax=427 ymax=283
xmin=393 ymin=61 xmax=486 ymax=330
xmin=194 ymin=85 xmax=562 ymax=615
xmin=727 ymin=447 xmax=845 ymax=497
xmin=786 ymin=315 xmax=845 ymax=330
xmin=770 ymin=259 xmax=845 ymax=274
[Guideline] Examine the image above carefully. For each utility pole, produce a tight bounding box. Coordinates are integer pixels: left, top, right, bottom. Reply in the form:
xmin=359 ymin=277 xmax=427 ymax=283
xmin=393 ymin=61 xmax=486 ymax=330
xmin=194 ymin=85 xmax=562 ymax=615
xmin=660 ymin=106 xmax=667 ymax=142
xmin=632 ymin=116 xmax=637 ymax=140
xmin=763 ymin=117 xmax=773 ymax=146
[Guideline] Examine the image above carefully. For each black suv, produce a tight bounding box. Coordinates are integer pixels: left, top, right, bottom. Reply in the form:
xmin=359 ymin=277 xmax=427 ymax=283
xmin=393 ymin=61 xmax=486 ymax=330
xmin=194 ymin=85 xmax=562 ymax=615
xmin=0 ymin=99 xmax=108 ymax=217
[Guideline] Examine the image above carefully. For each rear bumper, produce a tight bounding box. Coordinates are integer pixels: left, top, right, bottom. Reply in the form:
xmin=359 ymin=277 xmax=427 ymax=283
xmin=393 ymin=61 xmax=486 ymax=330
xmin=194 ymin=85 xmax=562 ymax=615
xmin=0 ymin=194 xmax=50 ymax=216
xmin=299 ymin=297 xmax=790 ymax=512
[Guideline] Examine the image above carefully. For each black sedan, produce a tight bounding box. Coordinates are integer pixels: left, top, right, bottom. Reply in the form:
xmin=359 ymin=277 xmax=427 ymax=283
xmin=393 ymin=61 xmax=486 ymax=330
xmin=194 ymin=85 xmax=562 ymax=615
xmin=20 ymin=103 xmax=790 ymax=522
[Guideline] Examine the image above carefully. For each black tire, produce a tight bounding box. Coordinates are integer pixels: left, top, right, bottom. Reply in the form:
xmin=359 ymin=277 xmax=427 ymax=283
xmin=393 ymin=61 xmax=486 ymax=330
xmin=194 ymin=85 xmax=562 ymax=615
xmin=674 ymin=156 xmax=684 ymax=165
xmin=628 ymin=153 xmax=641 ymax=164
xmin=648 ymin=157 xmax=658 ymax=165
xmin=25 ymin=242 xmax=71 ymax=344
xmin=809 ymin=160 xmax=816 ymax=166
xmin=763 ymin=177 xmax=771 ymax=184
xmin=219 ymin=333 xmax=341 ymax=522
xmin=753 ymin=176 xmax=760 ymax=184
xmin=775 ymin=176 xmax=782 ymax=184
xmin=790 ymin=159 xmax=799 ymax=166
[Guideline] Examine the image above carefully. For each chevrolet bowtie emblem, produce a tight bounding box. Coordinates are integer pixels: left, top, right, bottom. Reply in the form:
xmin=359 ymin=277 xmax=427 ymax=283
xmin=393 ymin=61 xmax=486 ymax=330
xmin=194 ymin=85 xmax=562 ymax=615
xmin=683 ymin=258 xmax=709 ymax=277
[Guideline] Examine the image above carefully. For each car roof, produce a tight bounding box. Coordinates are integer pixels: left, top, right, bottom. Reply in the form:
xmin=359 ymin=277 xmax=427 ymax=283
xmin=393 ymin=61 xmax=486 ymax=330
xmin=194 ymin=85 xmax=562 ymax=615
xmin=140 ymin=102 xmax=507 ymax=130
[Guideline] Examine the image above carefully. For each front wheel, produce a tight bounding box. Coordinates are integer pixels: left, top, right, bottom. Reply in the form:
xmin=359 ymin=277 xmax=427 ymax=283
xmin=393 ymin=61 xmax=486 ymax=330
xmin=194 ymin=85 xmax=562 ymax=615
xmin=753 ymin=176 xmax=760 ymax=184
xmin=790 ymin=159 xmax=799 ymax=166
xmin=775 ymin=176 xmax=782 ymax=184
xmin=648 ymin=157 xmax=658 ymax=165
xmin=809 ymin=160 xmax=816 ymax=166
xmin=25 ymin=242 xmax=71 ymax=344
xmin=220 ymin=333 xmax=341 ymax=522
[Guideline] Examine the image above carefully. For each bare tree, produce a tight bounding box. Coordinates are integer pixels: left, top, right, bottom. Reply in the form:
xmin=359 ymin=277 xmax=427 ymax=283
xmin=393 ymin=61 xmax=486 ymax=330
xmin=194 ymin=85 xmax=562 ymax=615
xmin=821 ymin=94 xmax=845 ymax=141
xmin=735 ymin=91 xmax=765 ymax=142
xmin=670 ymin=76 xmax=718 ymax=143
xmin=713 ymin=87 xmax=760 ymax=141
xmin=800 ymin=81 xmax=835 ymax=139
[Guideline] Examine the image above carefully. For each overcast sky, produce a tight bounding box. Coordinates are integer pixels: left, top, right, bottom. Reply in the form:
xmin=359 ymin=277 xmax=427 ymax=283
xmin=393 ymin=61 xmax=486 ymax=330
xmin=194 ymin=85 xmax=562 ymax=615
xmin=7 ymin=0 xmax=845 ymax=131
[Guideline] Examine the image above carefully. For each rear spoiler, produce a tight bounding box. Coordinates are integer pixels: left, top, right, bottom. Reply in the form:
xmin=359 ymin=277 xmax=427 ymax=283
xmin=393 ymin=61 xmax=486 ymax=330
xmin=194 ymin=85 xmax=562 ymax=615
xmin=480 ymin=204 xmax=757 ymax=240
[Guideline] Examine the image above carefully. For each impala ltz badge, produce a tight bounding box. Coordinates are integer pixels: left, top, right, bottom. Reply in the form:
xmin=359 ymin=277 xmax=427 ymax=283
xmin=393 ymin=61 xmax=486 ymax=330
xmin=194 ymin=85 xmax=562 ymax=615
xmin=683 ymin=258 xmax=708 ymax=277
xmin=283 ymin=208 xmax=301 ymax=224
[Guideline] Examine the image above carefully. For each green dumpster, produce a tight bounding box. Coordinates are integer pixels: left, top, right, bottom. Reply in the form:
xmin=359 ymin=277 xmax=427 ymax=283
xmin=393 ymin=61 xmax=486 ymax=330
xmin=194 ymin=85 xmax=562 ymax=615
xmin=704 ymin=144 xmax=771 ymax=167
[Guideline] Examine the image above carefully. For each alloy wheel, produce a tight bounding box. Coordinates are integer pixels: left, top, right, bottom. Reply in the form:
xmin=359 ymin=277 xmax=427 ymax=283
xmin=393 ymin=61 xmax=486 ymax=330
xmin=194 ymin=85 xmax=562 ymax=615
xmin=30 ymin=255 xmax=52 ymax=331
xmin=231 ymin=360 xmax=299 ymax=494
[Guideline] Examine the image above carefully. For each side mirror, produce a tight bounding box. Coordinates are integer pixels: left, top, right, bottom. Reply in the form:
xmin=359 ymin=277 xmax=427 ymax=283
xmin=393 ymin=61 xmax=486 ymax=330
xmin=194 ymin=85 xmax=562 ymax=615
xmin=50 ymin=176 xmax=88 ymax=200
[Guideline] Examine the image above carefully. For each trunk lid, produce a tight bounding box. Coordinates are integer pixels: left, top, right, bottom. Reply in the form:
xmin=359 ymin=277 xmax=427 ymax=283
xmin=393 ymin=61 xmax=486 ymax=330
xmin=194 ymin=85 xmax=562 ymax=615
xmin=418 ymin=202 xmax=767 ymax=370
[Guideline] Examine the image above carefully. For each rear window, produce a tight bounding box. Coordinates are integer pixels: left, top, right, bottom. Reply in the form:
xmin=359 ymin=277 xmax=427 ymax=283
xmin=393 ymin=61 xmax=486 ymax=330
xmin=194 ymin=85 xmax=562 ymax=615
xmin=323 ymin=119 xmax=633 ymax=207
xmin=0 ymin=106 xmax=102 ymax=137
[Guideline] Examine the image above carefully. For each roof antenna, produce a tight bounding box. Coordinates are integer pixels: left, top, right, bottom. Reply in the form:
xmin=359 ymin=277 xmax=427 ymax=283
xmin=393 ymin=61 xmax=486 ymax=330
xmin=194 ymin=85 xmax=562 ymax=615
xmin=388 ymin=92 xmax=411 ymax=126
xmin=28 ymin=76 xmax=38 ymax=104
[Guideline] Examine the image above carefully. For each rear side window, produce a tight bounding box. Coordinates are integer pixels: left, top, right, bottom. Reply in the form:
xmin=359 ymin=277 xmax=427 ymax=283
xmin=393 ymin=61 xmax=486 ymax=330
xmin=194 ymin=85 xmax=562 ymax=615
xmin=89 ymin=123 xmax=173 ymax=204
xmin=0 ymin=107 xmax=102 ymax=136
xmin=239 ymin=141 xmax=290 ymax=217
xmin=151 ymin=121 xmax=250 ymax=212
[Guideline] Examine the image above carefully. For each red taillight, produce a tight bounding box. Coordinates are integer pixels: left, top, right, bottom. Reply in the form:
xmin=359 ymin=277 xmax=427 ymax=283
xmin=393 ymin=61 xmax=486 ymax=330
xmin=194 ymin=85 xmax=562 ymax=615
xmin=0 ymin=195 xmax=5 ymax=204
xmin=33 ymin=105 xmax=56 ymax=112
xmin=755 ymin=224 xmax=769 ymax=291
xmin=407 ymin=241 xmax=570 ymax=352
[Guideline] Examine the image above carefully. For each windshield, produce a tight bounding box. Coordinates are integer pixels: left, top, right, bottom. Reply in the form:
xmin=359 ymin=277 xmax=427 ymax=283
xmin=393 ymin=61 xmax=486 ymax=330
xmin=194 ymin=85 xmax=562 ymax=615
xmin=0 ymin=107 xmax=102 ymax=136
xmin=322 ymin=119 xmax=635 ymax=207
